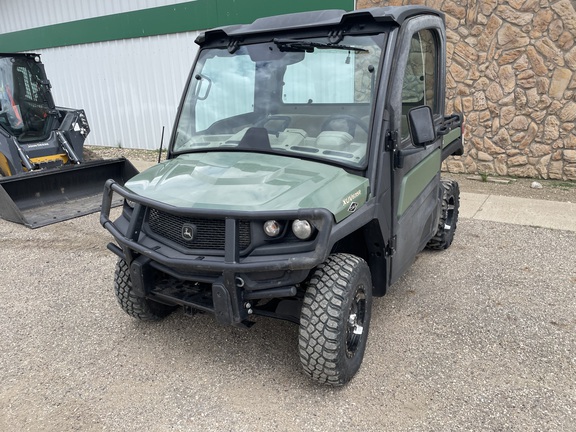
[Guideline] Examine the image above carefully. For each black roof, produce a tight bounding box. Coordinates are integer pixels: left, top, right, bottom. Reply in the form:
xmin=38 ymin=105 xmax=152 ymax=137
xmin=0 ymin=53 xmax=40 ymax=58
xmin=198 ymin=6 xmax=443 ymax=45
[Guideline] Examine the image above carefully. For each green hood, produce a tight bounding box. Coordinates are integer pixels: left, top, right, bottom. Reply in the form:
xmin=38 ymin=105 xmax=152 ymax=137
xmin=125 ymin=152 xmax=369 ymax=222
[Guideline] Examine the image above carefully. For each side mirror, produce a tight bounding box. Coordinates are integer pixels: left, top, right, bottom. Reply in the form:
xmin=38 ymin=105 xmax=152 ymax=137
xmin=408 ymin=105 xmax=436 ymax=147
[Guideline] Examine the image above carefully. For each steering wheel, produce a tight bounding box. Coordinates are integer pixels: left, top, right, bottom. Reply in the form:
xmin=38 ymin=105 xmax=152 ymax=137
xmin=321 ymin=114 xmax=369 ymax=136
xmin=254 ymin=115 xmax=292 ymax=136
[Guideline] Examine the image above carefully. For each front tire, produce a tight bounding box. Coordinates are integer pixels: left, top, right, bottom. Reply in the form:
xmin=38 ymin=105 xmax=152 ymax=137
xmin=114 ymin=259 xmax=175 ymax=321
xmin=299 ymin=253 xmax=373 ymax=386
xmin=426 ymin=179 xmax=459 ymax=250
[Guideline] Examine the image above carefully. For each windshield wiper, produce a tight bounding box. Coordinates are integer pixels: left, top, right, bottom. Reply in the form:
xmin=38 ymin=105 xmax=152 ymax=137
xmin=273 ymin=38 xmax=368 ymax=53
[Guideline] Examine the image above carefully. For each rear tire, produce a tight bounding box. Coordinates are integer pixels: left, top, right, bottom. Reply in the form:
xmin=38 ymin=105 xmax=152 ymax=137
xmin=299 ymin=253 xmax=373 ymax=386
xmin=426 ymin=179 xmax=459 ymax=250
xmin=114 ymin=259 xmax=175 ymax=321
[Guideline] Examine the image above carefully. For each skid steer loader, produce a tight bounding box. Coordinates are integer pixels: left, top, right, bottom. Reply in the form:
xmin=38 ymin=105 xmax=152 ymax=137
xmin=0 ymin=53 xmax=137 ymax=228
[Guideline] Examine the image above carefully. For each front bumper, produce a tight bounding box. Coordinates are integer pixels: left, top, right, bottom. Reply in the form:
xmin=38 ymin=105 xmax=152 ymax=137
xmin=100 ymin=180 xmax=334 ymax=326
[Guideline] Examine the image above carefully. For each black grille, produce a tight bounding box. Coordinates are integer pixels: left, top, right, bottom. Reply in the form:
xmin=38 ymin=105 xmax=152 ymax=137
xmin=147 ymin=209 xmax=251 ymax=251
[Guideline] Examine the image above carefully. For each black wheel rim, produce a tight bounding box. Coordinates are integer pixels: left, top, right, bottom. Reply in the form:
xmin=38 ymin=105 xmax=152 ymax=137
xmin=346 ymin=287 xmax=367 ymax=358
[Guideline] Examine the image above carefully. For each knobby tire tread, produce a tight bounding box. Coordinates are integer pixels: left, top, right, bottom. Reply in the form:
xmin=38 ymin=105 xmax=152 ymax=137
xmin=114 ymin=259 xmax=174 ymax=321
xmin=299 ymin=253 xmax=372 ymax=386
xmin=426 ymin=179 xmax=459 ymax=250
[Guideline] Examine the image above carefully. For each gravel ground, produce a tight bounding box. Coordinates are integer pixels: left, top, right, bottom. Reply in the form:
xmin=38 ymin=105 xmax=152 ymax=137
xmin=0 ymin=197 xmax=574 ymax=430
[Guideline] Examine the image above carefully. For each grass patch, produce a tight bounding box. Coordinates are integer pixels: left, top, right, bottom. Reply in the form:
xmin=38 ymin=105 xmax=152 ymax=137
xmin=549 ymin=180 xmax=576 ymax=190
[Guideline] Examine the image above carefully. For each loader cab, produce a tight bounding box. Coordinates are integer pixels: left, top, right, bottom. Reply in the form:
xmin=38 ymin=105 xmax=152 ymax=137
xmin=0 ymin=54 xmax=55 ymax=142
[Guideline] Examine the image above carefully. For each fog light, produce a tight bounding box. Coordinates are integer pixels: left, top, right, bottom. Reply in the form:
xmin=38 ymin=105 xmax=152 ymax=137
xmin=263 ymin=220 xmax=281 ymax=237
xmin=292 ymin=219 xmax=313 ymax=240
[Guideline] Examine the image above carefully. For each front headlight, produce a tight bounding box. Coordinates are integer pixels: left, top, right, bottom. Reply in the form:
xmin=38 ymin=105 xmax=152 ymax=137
xmin=263 ymin=220 xmax=281 ymax=237
xmin=292 ymin=219 xmax=313 ymax=240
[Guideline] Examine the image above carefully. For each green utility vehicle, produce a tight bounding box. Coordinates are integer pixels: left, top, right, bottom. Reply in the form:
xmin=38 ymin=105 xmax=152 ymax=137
xmin=101 ymin=6 xmax=464 ymax=385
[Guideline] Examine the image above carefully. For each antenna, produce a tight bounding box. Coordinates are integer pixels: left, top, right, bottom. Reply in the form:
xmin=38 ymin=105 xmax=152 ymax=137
xmin=157 ymin=126 xmax=165 ymax=164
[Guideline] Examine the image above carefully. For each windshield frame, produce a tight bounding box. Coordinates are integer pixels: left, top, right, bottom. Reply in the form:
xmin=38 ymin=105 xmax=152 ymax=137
xmin=169 ymin=32 xmax=387 ymax=171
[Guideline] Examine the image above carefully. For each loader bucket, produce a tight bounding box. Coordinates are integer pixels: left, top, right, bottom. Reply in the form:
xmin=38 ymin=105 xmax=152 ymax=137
xmin=0 ymin=158 xmax=139 ymax=228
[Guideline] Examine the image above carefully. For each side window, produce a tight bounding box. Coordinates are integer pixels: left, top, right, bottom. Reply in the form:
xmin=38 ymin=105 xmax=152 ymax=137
xmin=401 ymin=29 xmax=437 ymax=140
xmin=16 ymin=67 xmax=33 ymax=99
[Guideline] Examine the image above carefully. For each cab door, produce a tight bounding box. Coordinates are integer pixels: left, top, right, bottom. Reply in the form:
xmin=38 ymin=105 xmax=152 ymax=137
xmin=388 ymin=16 xmax=446 ymax=285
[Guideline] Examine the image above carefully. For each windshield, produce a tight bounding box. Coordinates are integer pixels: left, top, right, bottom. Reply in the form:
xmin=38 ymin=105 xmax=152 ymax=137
xmin=172 ymin=34 xmax=384 ymax=168
xmin=0 ymin=56 xmax=53 ymax=141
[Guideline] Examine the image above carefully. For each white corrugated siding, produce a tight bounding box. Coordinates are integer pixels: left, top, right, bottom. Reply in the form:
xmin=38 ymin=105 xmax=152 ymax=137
xmin=40 ymin=32 xmax=199 ymax=149
xmin=0 ymin=0 xmax=193 ymax=33
xmin=1 ymin=0 xmax=201 ymax=149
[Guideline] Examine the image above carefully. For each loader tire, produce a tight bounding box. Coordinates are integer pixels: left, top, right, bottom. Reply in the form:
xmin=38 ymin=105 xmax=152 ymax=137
xmin=426 ymin=179 xmax=459 ymax=250
xmin=299 ymin=253 xmax=373 ymax=386
xmin=114 ymin=259 xmax=175 ymax=321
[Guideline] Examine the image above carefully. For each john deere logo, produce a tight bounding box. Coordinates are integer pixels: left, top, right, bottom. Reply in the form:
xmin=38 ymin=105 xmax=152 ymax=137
xmin=181 ymin=223 xmax=196 ymax=242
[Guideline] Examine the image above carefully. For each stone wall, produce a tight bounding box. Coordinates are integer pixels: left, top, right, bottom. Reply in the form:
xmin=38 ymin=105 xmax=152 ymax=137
xmin=357 ymin=0 xmax=576 ymax=180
